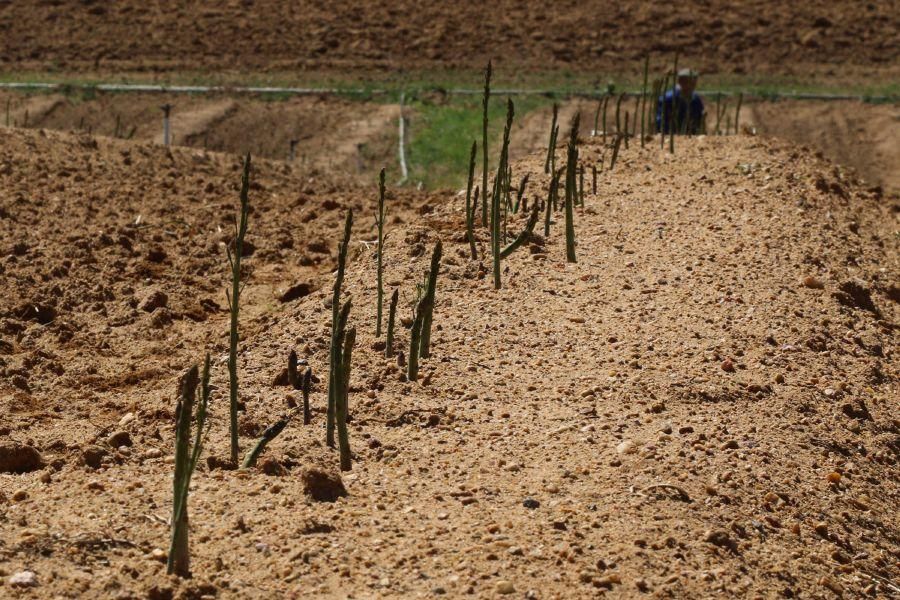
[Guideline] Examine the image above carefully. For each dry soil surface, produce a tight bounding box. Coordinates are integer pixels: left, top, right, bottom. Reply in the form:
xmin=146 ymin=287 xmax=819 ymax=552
xmin=747 ymin=99 xmax=900 ymax=198
xmin=0 ymin=91 xmax=400 ymax=175
xmin=0 ymin=1 xmax=898 ymax=82
xmin=0 ymin=127 xmax=898 ymax=599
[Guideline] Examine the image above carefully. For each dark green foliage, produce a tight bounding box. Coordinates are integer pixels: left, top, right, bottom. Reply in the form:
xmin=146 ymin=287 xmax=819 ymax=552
xmin=564 ymin=113 xmax=580 ymax=263
xmin=226 ymin=154 xmax=251 ymax=465
xmin=375 ymin=168 xmax=386 ymax=337
xmin=385 ymin=288 xmax=399 ymax=358
xmin=167 ymin=357 xmax=211 ymax=578
xmin=465 ymin=141 xmax=478 ymax=259
xmin=326 ymin=211 xmax=353 ymax=448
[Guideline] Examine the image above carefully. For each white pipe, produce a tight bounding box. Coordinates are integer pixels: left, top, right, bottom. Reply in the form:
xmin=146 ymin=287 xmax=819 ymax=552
xmin=397 ymin=93 xmax=409 ymax=184
xmin=0 ymin=81 xmax=891 ymax=102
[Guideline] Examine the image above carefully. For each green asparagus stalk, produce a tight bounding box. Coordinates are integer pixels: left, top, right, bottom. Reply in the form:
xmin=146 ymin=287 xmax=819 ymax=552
xmin=465 ymin=141 xmax=477 ymax=258
xmin=640 ymin=55 xmax=649 ymax=146
xmin=564 ymin=113 xmax=580 ymax=263
xmin=226 ymin=154 xmax=251 ymax=465
xmin=375 ymin=168 xmax=386 ymax=337
xmin=481 ymin=60 xmax=491 ymax=227
xmin=326 ymin=211 xmax=353 ymax=448
xmin=336 ymin=326 xmax=356 ymax=471
xmin=385 ymin=288 xmax=399 ymax=358
xmin=545 ymin=103 xmax=559 ymax=174
xmin=408 ymin=295 xmax=426 ymax=382
xmin=167 ymin=356 xmax=210 ymax=577
xmin=419 ymin=241 xmax=443 ymax=359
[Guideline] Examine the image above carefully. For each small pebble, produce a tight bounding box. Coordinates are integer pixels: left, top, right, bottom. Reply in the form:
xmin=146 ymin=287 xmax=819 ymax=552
xmin=522 ymin=498 xmax=540 ymax=509
xmin=150 ymin=548 xmax=167 ymax=562
xmin=616 ymin=440 xmax=636 ymax=455
xmin=802 ymin=276 xmax=825 ymax=289
xmin=108 ymin=430 xmax=132 ymax=448
xmin=495 ymin=580 xmax=515 ymax=594
xmin=827 ymin=472 xmax=841 ymax=484
xmin=721 ymin=359 xmax=735 ymax=373
xmin=9 ymin=570 xmax=37 ymax=587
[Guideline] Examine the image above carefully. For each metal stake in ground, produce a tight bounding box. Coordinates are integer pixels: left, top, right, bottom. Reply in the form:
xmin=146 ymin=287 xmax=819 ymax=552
xmin=161 ymin=104 xmax=173 ymax=146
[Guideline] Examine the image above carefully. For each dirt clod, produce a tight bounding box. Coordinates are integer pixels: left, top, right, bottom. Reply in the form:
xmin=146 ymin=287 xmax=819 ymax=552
xmin=0 ymin=442 xmax=44 ymax=474
xmin=301 ymin=468 xmax=347 ymax=502
xmin=108 ymin=431 xmax=132 ymax=448
xmin=81 ymin=445 xmax=108 ymax=469
xmin=137 ymin=288 xmax=168 ymax=313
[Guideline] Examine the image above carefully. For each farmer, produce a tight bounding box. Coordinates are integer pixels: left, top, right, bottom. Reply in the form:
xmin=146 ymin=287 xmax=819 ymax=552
xmin=657 ymin=68 xmax=704 ymax=134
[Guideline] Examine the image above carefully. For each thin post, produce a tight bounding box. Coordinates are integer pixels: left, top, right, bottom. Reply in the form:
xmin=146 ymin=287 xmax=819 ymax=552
xmin=161 ymin=104 xmax=173 ymax=146
xmin=640 ymin=55 xmax=649 ymax=147
xmin=397 ymin=94 xmax=409 ymax=183
xmin=481 ymin=61 xmax=492 ymax=227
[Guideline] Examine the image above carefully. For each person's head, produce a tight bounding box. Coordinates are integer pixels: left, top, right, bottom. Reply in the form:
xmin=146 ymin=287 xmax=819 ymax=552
xmin=677 ymin=68 xmax=699 ymax=96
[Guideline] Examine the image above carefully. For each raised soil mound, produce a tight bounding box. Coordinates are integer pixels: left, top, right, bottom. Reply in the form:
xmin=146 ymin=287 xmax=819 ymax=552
xmin=0 ymin=128 xmax=897 ymax=597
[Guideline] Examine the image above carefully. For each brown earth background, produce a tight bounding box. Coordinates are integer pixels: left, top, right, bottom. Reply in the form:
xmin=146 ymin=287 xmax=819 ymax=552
xmin=0 ymin=2 xmax=898 ymax=599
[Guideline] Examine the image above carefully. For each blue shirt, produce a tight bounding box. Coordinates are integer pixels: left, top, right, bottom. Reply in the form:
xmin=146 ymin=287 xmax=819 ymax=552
xmin=656 ymin=87 xmax=704 ymax=134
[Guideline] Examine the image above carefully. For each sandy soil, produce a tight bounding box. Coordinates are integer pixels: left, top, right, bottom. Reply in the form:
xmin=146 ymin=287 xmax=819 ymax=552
xmin=0 ymin=1 xmax=898 ymax=82
xmin=0 ymin=125 xmax=897 ymax=598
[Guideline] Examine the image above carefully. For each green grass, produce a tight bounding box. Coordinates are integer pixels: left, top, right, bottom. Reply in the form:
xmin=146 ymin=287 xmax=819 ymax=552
xmin=2 ymin=68 xmax=898 ymax=100
xmin=406 ymin=93 xmax=552 ymax=189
